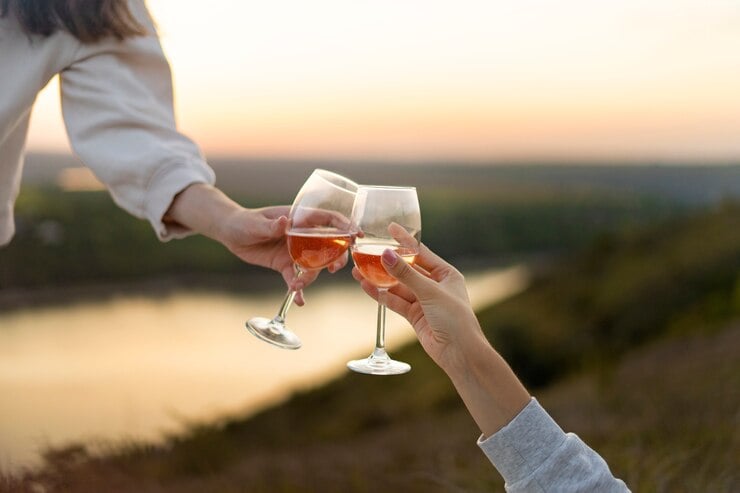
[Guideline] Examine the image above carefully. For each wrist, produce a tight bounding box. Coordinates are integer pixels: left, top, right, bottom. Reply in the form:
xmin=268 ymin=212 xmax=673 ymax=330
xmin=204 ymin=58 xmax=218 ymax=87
xmin=446 ymin=337 xmax=531 ymax=437
xmin=438 ymin=315 xmax=492 ymax=380
xmin=444 ymin=336 xmax=496 ymax=384
xmin=167 ymin=183 xmax=244 ymax=243
xmin=216 ymin=207 xmax=254 ymax=248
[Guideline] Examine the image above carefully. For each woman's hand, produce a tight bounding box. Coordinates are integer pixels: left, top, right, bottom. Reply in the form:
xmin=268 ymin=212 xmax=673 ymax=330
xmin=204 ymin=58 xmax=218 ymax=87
xmin=165 ymin=184 xmax=347 ymax=305
xmin=352 ymin=223 xmax=488 ymax=374
xmin=219 ymin=206 xmax=347 ymax=304
xmin=353 ymin=223 xmax=531 ymax=436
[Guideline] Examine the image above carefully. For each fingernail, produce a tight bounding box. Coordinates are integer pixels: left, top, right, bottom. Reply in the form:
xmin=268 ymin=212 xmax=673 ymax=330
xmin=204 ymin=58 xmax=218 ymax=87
xmin=382 ymin=249 xmax=398 ymax=266
xmin=275 ymin=216 xmax=287 ymax=231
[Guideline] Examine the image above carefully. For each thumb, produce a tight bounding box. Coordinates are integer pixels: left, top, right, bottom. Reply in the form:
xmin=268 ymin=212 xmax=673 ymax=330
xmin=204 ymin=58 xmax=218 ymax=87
xmin=254 ymin=214 xmax=287 ymax=240
xmin=381 ymin=249 xmax=436 ymax=299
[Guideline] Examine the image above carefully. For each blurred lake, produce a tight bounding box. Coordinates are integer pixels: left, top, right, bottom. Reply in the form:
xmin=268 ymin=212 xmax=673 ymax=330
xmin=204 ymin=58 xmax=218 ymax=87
xmin=0 ymin=266 xmax=526 ymax=472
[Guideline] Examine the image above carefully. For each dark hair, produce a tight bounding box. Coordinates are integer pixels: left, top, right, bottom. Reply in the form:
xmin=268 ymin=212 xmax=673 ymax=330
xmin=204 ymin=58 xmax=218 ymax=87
xmin=0 ymin=0 xmax=146 ymax=43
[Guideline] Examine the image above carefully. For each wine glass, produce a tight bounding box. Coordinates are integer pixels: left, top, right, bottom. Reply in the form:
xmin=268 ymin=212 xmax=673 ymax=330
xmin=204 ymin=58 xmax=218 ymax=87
xmin=246 ymin=169 xmax=358 ymax=349
xmin=347 ymin=185 xmax=421 ymax=375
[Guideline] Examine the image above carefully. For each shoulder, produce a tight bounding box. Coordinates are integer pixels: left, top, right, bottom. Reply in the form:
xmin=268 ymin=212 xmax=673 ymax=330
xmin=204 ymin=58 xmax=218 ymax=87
xmin=0 ymin=12 xmax=79 ymax=84
xmin=72 ymin=0 xmax=163 ymax=61
xmin=0 ymin=8 xmax=22 ymax=33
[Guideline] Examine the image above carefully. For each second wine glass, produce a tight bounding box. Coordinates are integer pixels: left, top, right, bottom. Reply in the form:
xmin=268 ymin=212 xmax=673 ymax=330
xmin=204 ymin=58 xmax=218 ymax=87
xmin=348 ymin=185 xmax=421 ymax=375
xmin=246 ymin=169 xmax=357 ymax=349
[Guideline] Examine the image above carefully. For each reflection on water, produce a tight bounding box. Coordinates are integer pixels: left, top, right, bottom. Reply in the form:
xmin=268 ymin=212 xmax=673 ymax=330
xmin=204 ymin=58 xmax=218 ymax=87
xmin=0 ymin=266 xmax=526 ymax=471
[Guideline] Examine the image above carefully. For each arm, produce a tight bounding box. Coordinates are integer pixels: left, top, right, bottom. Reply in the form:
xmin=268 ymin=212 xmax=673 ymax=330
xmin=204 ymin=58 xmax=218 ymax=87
xmin=353 ymin=228 xmax=530 ymax=435
xmin=478 ymin=399 xmax=630 ymax=492
xmin=161 ymin=184 xmax=293 ymax=289
xmin=163 ymin=184 xmax=344 ymax=296
xmin=352 ymin=224 xmax=629 ymax=491
xmin=57 ymin=1 xmax=339 ymax=294
xmin=59 ymin=0 xmax=215 ymax=243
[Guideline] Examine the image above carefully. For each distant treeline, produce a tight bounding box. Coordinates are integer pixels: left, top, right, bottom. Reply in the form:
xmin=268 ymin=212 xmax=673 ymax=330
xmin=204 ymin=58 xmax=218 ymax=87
xmin=0 ymin=185 xmax=687 ymax=292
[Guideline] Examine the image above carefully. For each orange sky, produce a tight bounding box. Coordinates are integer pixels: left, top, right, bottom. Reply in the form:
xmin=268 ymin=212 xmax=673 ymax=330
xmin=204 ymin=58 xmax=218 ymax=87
xmin=27 ymin=0 xmax=740 ymax=162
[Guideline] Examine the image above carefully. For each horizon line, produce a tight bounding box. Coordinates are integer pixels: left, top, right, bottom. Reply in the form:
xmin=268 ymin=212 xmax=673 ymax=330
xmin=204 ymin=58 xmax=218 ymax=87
xmin=24 ymin=151 xmax=740 ymax=168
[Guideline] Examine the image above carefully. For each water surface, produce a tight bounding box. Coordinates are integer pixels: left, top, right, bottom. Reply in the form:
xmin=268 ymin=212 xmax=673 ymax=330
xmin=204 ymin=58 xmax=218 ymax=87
xmin=0 ymin=266 xmax=526 ymax=471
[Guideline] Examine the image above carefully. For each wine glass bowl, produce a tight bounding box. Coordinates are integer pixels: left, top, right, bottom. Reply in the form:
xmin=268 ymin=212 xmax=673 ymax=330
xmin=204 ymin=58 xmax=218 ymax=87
xmin=287 ymin=228 xmax=352 ymax=271
xmin=351 ymin=244 xmax=417 ymax=288
xmin=246 ymin=169 xmax=357 ymax=349
xmin=347 ymin=185 xmax=421 ymax=375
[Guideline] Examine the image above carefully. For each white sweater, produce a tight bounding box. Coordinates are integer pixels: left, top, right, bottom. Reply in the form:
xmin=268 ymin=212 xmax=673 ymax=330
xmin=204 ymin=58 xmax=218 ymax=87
xmin=478 ymin=399 xmax=630 ymax=492
xmin=0 ymin=0 xmax=215 ymax=246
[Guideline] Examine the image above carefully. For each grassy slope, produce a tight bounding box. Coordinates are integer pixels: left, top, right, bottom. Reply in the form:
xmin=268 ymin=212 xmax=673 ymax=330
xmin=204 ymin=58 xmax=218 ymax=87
xmin=3 ymin=205 xmax=740 ymax=492
xmin=476 ymin=201 xmax=740 ymax=388
xmin=6 ymin=325 xmax=738 ymax=492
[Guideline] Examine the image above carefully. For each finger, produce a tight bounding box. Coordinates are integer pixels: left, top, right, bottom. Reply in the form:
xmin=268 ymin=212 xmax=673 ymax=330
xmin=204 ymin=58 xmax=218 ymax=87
xmin=357 ymin=277 xmax=379 ymax=301
xmin=384 ymin=291 xmax=413 ymax=318
xmin=353 ymin=267 xmax=414 ymax=319
xmin=279 ymin=267 xmax=305 ymax=307
xmin=387 ymin=280 xmax=418 ymax=304
xmin=353 ymin=263 xmax=420 ymax=304
xmin=280 ymin=265 xmax=318 ymax=306
xmin=405 ymin=243 xmax=458 ymax=283
xmin=352 ymin=267 xmax=380 ymax=300
xmin=411 ymin=262 xmax=432 ymax=279
xmin=328 ymin=211 xmax=352 ymax=230
xmin=292 ymin=208 xmax=351 ymax=231
xmin=387 ymin=222 xmax=419 ymax=249
xmin=356 ymin=278 xmax=413 ymax=318
xmin=328 ymin=251 xmax=349 ymax=274
xmin=258 ymin=205 xmax=291 ymax=220
xmin=296 ymin=269 xmax=319 ymax=289
xmin=381 ymin=249 xmax=438 ymax=299
xmin=387 ymin=223 xmax=451 ymax=282
xmin=353 ymin=265 xmax=416 ymax=304
xmin=256 ymin=214 xmax=288 ymax=241
xmin=417 ymin=243 xmax=453 ymax=278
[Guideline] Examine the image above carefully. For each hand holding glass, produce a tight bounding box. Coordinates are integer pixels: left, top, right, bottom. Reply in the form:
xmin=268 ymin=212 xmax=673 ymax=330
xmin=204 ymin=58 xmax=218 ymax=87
xmin=348 ymin=186 xmax=421 ymax=375
xmin=246 ymin=169 xmax=357 ymax=349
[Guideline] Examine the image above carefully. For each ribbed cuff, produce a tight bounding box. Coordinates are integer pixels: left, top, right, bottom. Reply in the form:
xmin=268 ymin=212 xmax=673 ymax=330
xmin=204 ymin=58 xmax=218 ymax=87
xmin=477 ymin=398 xmax=567 ymax=485
xmin=144 ymin=158 xmax=216 ymax=242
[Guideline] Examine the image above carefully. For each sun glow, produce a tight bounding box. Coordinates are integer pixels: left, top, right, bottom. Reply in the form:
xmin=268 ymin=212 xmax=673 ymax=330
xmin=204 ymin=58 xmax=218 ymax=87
xmin=26 ymin=0 xmax=740 ymax=161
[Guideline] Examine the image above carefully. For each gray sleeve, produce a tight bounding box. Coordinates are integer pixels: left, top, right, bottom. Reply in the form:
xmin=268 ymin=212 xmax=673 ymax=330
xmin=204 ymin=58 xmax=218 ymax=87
xmin=477 ymin=398 xmax=630 ymax=492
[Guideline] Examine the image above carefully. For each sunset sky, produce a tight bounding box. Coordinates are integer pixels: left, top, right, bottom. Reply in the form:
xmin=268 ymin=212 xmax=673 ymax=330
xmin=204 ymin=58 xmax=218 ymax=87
xmin=27 ymin=0 xmax=740 ymax=162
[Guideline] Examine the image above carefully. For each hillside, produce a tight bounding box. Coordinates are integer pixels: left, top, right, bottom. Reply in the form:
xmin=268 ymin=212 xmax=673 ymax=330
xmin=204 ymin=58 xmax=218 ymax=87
xmin=3 ymin=204 xmax=739 ymax=492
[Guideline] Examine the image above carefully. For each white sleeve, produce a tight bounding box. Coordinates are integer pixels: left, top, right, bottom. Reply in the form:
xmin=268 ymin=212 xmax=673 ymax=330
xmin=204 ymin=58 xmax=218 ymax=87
xmin=59 ymin=0 xmax=215 ymax=241
xmin=477 ymin=398 xmax=630 ymax=493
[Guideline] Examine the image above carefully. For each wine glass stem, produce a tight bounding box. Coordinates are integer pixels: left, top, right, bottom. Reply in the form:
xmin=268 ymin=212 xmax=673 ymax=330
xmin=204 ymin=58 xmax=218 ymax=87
xmin=274 ymin=265 xmax=303 ymax=323
xmin=374 ymin=288 xmax=388 ymax=350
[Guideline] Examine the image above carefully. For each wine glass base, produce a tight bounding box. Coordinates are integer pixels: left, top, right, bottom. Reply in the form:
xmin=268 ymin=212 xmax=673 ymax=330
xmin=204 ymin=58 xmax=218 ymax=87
xmin=347 ymin=352 xmax=411 ymax=375
xmin=245 ymin=317 xmax=302 ymax=350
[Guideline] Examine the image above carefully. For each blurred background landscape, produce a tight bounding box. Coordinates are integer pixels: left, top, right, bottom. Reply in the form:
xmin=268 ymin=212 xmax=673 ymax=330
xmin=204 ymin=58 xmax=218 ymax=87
xmin=2 ymin=0 xmax=740 ymax=491
xmin=2 ymin=157 xmax=738 ymax=492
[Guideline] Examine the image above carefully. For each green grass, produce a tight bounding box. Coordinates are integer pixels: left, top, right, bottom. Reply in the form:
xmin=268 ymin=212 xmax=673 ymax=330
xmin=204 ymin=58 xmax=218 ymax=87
xmin=3 ymin=325 xmax=737 ymax=492
xmin=478 ymin=202 xmax=740 ymax=387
